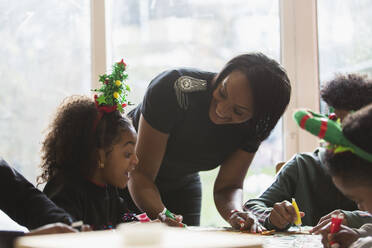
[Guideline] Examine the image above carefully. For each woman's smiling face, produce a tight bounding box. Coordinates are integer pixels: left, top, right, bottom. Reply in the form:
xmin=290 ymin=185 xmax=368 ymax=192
xmin=209 ymin=70 xmax=254 ymax=125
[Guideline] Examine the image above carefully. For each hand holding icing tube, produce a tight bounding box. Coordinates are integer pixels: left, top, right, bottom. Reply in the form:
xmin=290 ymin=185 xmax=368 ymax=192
xmin=161 ymin=208 xmax=187 ymax=227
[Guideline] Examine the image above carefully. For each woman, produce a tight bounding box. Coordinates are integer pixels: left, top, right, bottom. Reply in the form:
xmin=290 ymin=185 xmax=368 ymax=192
xmin=127 ymin=53 xmax=291 ymax=228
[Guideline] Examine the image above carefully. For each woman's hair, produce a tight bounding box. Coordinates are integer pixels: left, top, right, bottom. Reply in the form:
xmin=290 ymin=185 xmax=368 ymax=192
xmin=213 ymin=53 xmax=291 ymax=141
xmin=38 ymin=95 xmax=133 ymax=184
xmin=325 ymin=103 xmax=372 ymax=186
xmin=321 ymin=74 xmax=372 ymax=111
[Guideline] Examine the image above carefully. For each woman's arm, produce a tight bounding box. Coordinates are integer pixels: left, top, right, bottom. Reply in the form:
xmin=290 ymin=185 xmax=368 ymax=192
xmin=128 ymin=114 xmax=170 ymax=219
xmin=213 ymin=149 xmax=255 ymax=220
xmin=213 ymin=150 xmax=261 ymax=231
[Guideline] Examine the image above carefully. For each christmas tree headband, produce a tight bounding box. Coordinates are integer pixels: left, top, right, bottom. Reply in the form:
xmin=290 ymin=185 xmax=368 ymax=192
xmin=92 ymin=59 xmax=131 ymax=130
xmin=293 ymin=109 xmax=372 ymax=163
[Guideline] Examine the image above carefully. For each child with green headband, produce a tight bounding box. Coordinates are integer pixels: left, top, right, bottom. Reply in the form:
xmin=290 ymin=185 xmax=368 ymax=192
xmin=38 ymin=60 xmax=150 ymax=230
xmin=240 ymin=74 xmax=372 ymax=232
xmin=308 ymin=104 xmax=372 ymax=248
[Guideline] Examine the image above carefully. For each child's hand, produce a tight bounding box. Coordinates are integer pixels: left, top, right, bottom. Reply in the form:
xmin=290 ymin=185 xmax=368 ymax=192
xmin=27 ymin=223 xmax=77 ymax=236
xmin=268 ymin=200 xmax=305 ymax=229
xmin=228 ymin=211 xmax=266 ymax=233
xmin=310 ymin=210 xmax=348 ymax=234
xmin=314 ymin=222 xmax=359 ymax=248
xmin=157 ymin=212 xmax=185 ymax=227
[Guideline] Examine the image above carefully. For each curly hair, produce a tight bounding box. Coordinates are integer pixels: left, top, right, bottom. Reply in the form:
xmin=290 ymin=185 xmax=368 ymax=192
xmin=38 ymin=95 xmax=133 ymax=184
xmin=325 ymin=103 xmax=372 ymax=186
xmin=320 ymin=74 xmax=372 ymax=111
xmin=212 ymin=53 xmax=291 ymax=142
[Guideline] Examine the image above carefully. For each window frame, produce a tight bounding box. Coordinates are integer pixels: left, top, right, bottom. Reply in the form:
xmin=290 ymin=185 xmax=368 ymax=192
xmin=280 ymin=0 xmax=320 ymax=159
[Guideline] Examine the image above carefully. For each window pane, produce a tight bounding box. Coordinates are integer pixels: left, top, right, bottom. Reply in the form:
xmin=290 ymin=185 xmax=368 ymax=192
xmin=0 ymin=0 xmax=91 ymax=183
xmin=318 ymin=0 xmax=372 ymax=112
xmin=112 ymin=0 xmax=280 ymax=226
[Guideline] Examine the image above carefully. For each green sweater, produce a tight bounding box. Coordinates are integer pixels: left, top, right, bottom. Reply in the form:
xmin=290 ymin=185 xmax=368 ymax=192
xmin=244 ymin=148 xmax=372 ymax=230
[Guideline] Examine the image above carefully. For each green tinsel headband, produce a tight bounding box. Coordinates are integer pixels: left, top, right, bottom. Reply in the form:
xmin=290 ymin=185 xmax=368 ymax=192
xmin=293 ymin=109 xmax=372 ymax=163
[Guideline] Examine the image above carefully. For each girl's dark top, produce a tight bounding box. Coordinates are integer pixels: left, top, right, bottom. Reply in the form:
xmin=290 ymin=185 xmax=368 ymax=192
xmin=129 ymin=68 xmax=261 ymax=192
xmin=0 ymin=158 xmax=72 ymax=230
xmin=44 ymin=177 xmax=137 ymax=230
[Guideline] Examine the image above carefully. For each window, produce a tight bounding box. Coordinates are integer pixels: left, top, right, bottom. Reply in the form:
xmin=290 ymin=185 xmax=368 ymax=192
xmin=3 ymin=0 xmax=356 ymax=228
xmin=318 ymin=0 xmax=372 ymax=112
xmin=111 ymin=0 xmax=280 ymax=226
xmin=0 ymin=1 xmax=91 ymax=183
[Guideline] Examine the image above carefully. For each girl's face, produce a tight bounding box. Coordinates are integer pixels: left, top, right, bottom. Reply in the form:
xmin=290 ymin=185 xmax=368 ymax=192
xmin=209 ymin=70 xmax=254 ymax=125
xmin=332 ymin=175 xmax=372 ymax=213
xmin=100 ymin=129 xmax=139 ymax=189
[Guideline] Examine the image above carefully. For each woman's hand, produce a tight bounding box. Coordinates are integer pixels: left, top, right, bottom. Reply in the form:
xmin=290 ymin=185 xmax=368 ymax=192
xmin=229 ymin=210 xmax=266 ymax=233
xmin=268 ymin=200 xmax=305 ymax=230
xmin=314 ymin=222 xmax=359 ymax=248
xmin=157 ymin=212 xmax=185 ymax=228
xmin=310 ymin=210 xmax=348 ymax=234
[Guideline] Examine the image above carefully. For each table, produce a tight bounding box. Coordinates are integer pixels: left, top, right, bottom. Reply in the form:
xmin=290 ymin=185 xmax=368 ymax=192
xmin=189 ymin=226 xmax=323 ymax=248
xmin=15 ymin=224 xmax=323 ymax=248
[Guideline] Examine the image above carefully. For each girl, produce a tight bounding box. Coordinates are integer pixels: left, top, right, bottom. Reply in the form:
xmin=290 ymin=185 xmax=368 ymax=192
xmin=295 ymin=105 xmax=372 ymax=248
xmin=127 ymin=53 xmax=291 ymax=228
xmin=39 ymin=60 xmax=145 ymax=230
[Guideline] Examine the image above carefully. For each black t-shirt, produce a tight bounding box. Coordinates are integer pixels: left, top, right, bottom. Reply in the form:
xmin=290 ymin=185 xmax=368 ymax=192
xmin=44 ymin=177 xmax=136 ymax=230
xmin=0 ymin=158 xmax=72 ymax=230
xmin=129 ymin=68 xmax=260 ymax=191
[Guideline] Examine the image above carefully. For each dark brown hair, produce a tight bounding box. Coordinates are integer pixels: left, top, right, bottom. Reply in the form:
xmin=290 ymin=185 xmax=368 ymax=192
xmin=321 ymin=74 xmax=372 ymax=111
xmin=38 ymin=95 xmax=133 ymax=184
xmin=212 ymin=53 xmax=291 ymax=142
